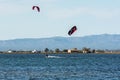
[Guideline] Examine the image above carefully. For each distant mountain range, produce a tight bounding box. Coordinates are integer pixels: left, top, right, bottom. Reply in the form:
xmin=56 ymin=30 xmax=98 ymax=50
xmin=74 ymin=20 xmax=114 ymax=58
xmin=0 ymin=34 xmax=120 ymax=51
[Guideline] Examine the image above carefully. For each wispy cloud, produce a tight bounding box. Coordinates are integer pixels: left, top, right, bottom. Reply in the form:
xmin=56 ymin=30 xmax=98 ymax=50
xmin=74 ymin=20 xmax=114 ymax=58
xmin=0 ymin=0 xmax=57 ymax=15
xmin=46 ymin=7 xmax=120 ymax=20
xmin=0 ymin=2 xmax=30 ymax=15
xmin=39 ymin=0 xmax=57 ymax=2
xmin=89 ymin=8 xmax=120 ymax=19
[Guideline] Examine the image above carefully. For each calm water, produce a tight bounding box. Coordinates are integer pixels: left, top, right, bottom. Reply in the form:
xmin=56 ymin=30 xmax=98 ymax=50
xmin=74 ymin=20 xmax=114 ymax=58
xmin=0 ymin=53 xmax=120 ymax=80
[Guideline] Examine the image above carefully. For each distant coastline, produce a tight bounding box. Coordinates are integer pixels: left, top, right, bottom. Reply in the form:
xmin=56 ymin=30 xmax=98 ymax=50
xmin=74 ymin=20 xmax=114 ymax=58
xmin=1 ymin=34 xmax=120 ymax=51
xmin=0 ymin=47 xmax=120 ymax=54
xmin=0 ymin=34 xmax=120 ymax=53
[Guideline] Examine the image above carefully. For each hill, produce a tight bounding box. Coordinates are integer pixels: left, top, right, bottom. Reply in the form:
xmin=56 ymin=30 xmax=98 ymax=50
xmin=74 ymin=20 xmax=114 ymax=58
xmin=0 ymin=34 xmax=120 ymax=51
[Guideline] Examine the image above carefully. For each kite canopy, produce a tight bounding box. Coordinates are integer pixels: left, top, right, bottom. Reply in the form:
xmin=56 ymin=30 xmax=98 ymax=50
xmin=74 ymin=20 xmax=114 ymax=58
xmin=68 ymin=26 xmax=77 ymax=36
xmin=32 ymin=6 xmax=40 ymax=12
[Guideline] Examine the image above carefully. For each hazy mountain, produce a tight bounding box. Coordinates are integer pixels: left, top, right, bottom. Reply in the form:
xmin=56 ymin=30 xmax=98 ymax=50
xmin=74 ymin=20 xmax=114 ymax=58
xmin=0 ymin=34 xmax=120 ymax=51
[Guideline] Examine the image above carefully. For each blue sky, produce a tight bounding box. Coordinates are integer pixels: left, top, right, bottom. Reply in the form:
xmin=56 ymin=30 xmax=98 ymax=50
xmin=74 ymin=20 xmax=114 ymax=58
xmin=0 ymin=0 xmax=120 ymax=40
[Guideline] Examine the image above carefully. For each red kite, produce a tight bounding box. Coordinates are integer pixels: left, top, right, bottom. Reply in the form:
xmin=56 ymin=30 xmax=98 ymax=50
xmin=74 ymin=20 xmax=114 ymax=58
xmin=68 ymin=26 xmax=77 ymax=36
xmin=32 ymin=6 xmax=40 ymax=12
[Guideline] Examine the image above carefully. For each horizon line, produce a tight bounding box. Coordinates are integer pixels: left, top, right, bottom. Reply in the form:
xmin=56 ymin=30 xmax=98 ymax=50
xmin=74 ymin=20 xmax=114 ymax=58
xmin=0 ymin=33 xmax=120 ymax=41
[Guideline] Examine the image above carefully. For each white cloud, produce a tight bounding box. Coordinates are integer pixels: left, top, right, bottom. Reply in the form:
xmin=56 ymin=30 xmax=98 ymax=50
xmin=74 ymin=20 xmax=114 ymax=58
xmin=0 ymin=2 xmax=30 ymax=15
xmin=0 ymin=0 xmax=57 ymax=15
xmin=39 ymin=0 xmax=57 ymax=2
xmin=89 ymin=8 xmax=120 ymax=19
xmin=46 ymin=7 xmax=120 ymax=20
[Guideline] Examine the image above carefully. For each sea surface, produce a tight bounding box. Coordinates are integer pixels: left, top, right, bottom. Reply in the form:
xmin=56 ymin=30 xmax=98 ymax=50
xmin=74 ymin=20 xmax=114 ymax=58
xmin=0 ymin=53 xmax=120 ymax=80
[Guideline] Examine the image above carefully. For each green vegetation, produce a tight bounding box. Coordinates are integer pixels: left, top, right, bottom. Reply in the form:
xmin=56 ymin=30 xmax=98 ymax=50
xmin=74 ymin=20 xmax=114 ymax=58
xmin=0 ymin=47 xmax=120 ymax=54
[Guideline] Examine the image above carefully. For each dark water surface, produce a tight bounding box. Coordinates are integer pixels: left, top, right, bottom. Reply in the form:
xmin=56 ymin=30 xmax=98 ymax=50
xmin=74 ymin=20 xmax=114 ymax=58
xmin=0 ymin=53 xmax=120 ymax=80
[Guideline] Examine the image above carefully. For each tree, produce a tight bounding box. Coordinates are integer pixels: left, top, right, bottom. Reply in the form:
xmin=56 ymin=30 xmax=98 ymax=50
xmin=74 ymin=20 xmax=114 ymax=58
xmin=82 ymin=47 xmax=91 ymax=53
xmin=62 ymin=49 xmax=68 ymax=53
xmin=49 ymin=49 xmax=54 ymax=53
xmin=55 ymin=48 xmax=60 ymax=53
xmin=44 ymin=48 xmax=49 ymax=53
